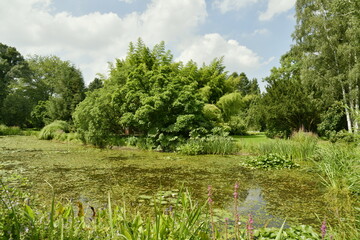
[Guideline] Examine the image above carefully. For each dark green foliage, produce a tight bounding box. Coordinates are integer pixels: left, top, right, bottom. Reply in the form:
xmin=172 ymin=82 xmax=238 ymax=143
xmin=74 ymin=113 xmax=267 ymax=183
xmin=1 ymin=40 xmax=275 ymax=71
xmin=328 ymin=130 xmax=360 ymax=144
xmin=318 ymin=102 xmax=346 ymax=138
xmin=244 ymin=153 xmax=300 ymax=170
xmin=87 ymin=77 xmax=103 ymax=92
xmin=0 ymin=43 xmax=31 ymax=125
xmin=262 ymin=54 xmax=320 ymax=138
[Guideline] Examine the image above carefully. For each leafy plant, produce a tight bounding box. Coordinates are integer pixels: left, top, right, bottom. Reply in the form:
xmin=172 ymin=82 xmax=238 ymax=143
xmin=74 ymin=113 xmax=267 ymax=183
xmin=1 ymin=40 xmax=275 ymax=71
xmin=244 ymin=153 xmax=300 ymax=170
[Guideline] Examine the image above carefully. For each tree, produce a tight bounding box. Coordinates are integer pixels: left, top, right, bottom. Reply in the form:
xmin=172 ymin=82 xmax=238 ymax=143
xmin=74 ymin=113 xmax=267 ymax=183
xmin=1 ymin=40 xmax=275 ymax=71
xmin=0 ymin=43 xmax=30 ymax=124
xmin=74 ymin=40 xmax=221 ymax=149
xmin=87 ymin=77 xmax=103 ymax=92
xmin=293 ymin=0 xmax=360 ymax=133
xmin=262 ymin=53 xmax=320 ymax=137
xmin=27 ymin=55 xmax=85 ymax=125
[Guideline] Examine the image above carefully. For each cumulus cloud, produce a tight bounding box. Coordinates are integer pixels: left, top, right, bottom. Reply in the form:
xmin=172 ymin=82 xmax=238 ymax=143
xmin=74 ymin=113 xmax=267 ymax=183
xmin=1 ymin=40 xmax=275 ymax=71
xmin=177 ymin=33 xmax=262 ymax=74
xmin=0 ymin=0 xmax=207 ymax=83
xmin=212 ymin=0 xmax=259 ymax=13
xmin=0 ymin=0 xmax=267 ymax=83
xmin=259 ymin=0 xmax=296 ymax=21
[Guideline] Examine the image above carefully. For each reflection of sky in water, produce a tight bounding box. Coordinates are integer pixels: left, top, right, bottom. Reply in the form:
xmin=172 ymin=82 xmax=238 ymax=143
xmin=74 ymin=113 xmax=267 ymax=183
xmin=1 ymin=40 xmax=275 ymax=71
xmin=231 ymin=188 xmax=286 ymax=228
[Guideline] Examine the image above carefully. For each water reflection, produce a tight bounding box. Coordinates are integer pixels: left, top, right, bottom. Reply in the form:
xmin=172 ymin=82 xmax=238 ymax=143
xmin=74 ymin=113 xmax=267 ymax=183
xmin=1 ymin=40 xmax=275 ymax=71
xmin=233 ymin=188 xmax=286 ymax=228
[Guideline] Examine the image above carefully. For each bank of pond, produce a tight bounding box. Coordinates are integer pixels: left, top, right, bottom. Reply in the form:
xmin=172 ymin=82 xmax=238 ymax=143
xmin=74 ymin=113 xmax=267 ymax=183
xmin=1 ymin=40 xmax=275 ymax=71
xmin=0 ymin=133 xmax=359 ymax=239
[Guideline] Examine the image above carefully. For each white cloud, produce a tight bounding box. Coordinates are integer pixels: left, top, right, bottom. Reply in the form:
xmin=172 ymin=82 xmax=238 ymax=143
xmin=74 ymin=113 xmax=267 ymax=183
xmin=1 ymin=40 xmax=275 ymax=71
xmin=213 ymin=0 xmax=259 ymax=13
xmin=0 ymin=0 xmax=207 ymax=83
xmin=177 ymin=33 xmax=262 ymax=74
xmin=0 ymin=0 xmax=269 ymax=83
xmin=242 ymin=28 xmax=269 ymax=38
xmin=118 ymin=0 xmax=135 ymax=3
xmin=259 ymin=0 xmax=296 ymax=21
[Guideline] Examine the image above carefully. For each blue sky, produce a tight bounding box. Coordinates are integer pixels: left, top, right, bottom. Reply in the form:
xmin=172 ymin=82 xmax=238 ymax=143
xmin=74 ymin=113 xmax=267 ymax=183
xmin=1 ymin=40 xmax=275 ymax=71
xmin=0 ymin=0 xmax=296 ymax=89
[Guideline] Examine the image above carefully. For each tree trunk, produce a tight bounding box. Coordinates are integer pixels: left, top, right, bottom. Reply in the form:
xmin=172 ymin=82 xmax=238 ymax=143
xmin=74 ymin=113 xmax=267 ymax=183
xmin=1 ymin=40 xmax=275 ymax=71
xmin=342 ymin=85 xmax=353 ymax=133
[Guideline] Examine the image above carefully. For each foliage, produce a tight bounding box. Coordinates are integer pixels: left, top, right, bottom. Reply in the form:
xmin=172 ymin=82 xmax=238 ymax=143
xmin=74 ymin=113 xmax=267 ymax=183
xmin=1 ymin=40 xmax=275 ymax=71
xmin=317 ymin=102 xmax=346 ymax=138
xmin=74 ymin=40 xmax=241 ymax=150
xmin=73 ymin=88 xmax=119 ymax=148
xmin=255 ymin=131 xmax=318 ymax=161
xmin=327 ymin=130 xmax=360 ymax=144
xmin=262 ymin=54 xmax=320 ymax=138
xmin=87 ymin=77 xmax=103 ymax=92
xmin=228 ymin=116 xmax=247 ymax=135
xmin=178 ymin=133 xmax=239 ymax=155
xmin=216 ymin=92 xmax=243 ymax=121
xmin=253 ymin=225 xmax=320 ymax=239
xmin=0 ymin=125 xmax=22 ymax=136
xmin=244 ymin=153 xmax=299 ymax=170
xmin=0 ymin=43 xmax=31 ymax=126
xmin=27 ymin=55 xmax=86 ymax=125
xmin=292 ymin=0 xmax=360 ymax=134
xmin=314 ymin=145 xmax=360 ymax=239
xmin=38 ymin=120 xmax=71 ymax=140
xmin=0 ymin=177 xmax=337 ymax=240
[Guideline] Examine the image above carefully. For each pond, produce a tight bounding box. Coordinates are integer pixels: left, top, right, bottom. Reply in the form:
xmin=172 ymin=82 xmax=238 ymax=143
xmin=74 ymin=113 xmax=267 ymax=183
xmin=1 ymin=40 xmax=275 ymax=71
xmin=0 ymin=136 xmax=328 ymax=228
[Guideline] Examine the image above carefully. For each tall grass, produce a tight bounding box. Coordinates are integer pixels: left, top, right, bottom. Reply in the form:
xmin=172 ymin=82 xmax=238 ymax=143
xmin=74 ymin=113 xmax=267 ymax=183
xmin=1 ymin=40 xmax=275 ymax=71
xmin=253 ymin=130 xmax=318 ymax=161
xmin=38 ymin=120 xmax=70 ymax=140
xmin=0 ymin=124 xmax=22 ymax=136
xmin=178 ymin=135 xmax=240 ymax=155
xmin=1 ymin=179 xmax=330 ymax=240
xmin=315 ymin=145 xmax=360 ymax=239
xmin=38 ymin=121 xmax=80 ymax=142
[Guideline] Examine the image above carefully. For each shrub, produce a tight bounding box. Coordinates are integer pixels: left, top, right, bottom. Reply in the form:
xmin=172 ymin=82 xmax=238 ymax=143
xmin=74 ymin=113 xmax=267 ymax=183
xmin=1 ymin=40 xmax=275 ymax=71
xmin=228 ymin=116 xmax=247 ymax=135
xmin=328 ymin=130 xmax=360 ymax=143
xmin=38 ymin=120 xmax=70 ymax=140
xmin=0 ymin=125 xmax=22 ymax=136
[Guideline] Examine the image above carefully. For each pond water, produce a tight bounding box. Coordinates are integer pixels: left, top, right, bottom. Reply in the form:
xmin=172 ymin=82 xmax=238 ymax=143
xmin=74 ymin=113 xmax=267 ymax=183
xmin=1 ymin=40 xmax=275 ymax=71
xmin=0 ymin=136 xmax=328 ymax=228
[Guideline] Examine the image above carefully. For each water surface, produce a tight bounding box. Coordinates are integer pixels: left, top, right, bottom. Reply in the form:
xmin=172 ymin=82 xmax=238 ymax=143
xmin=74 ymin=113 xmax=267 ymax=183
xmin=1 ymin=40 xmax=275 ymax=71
xmin=0 ymin=136 xmax=327 ymax=227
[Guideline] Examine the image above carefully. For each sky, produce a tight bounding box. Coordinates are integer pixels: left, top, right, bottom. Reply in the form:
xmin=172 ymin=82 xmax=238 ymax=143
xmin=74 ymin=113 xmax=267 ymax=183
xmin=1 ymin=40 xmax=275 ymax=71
xmin=0 ymin=0 xmax=296 ymax=89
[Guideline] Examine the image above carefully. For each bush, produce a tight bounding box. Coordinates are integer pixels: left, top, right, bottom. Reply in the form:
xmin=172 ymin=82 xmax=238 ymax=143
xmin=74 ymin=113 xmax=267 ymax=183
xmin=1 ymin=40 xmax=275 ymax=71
xmin=328 ymin=130 xmax=360 ymax=143
xmin=38 ymin=120 xmax=71 ymax=140
xmin=228 ymin=116 xmax=247 ymax=135
xmin=0 ymin=125 xmax=22 ymax=136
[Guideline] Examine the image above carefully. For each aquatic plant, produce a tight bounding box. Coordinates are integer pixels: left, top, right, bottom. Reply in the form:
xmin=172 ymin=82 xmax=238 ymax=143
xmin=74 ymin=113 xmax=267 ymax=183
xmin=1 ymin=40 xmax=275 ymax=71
xmin=243 ymin=153 xmax=300 ymax=170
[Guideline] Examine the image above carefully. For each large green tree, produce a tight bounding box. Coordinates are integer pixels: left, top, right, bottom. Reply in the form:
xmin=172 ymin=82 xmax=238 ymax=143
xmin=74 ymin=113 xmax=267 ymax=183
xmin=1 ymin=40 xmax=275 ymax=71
xmin=262 ymin=53 xmax=320 ymax=137
xmin=293 ymin=0 xmax=360 ymax=133
xmin=73 ymin=40 xmax=233 ymax=149
xmin=0 ymin=43 xmax=31 ymax=125
xmin=27 ymin=55 xmax=85 ymax=125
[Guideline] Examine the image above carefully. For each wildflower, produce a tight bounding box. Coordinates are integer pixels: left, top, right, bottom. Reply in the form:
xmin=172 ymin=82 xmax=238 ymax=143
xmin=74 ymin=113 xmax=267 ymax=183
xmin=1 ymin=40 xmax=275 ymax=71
xmin=234 ymin=182 xmax=240 ymax=237
xmin=321 ymin=218 xmax=326 ymax=240
xmin=246 ymin=214 xmax=254 ymax=240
